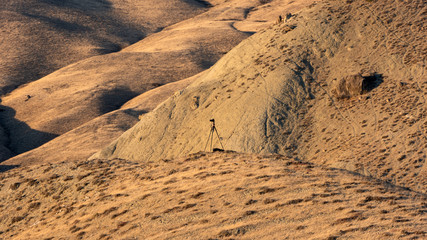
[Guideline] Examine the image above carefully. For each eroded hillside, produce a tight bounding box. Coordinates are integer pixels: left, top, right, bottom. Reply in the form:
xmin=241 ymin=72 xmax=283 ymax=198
xmin=0 ymin=0 xmax=425 ymax=239
xmin=91 ymin=0 xmax=426 ymax=191
xmin=1 ymin=0 xmax=312 ymax=163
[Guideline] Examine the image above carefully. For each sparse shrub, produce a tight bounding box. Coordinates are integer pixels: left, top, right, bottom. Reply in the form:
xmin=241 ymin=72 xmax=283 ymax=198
xmin=11 ymin=216 xmax=25 ymax=224
xmin=10 ymin=182 xmax=20 ymax=190
xmin=28 ymin=202 xmax=41 ymax=210
xmin=26 ymin=179 xmax=39 ymax=186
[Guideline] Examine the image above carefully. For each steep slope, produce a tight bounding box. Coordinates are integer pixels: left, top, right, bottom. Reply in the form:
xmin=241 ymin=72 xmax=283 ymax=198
xmin=123 ymin=0 xmax=315 ymax=53
xmin=93 ymin=0 xmax=426 ymax=191
xmin=0 ymin=0 xmax=314 ymax=163
xmin=0 ymin=152 xmax=425 ymax=239
xmin=3 ymin=73 xmax=202 ymax=165
xmin=0 ymin=0 xmax=207 ymax=94
xmin=0 ymin=0 xmax=251 ymax=157
xmin=0 ymin=0 xmax=210 ymax=160
xmin=0 ymin=51 xmax=209 ymax=154
xmin=293 ymin=0 xmax=426 ymax=192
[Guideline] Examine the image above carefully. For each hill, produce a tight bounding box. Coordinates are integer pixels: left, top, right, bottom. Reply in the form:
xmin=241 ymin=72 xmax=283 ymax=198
xmin=0 ymin=0 xmax=208 ymax=94
xmin=91 ymin=0 xmax=426 ymax=192
xmin=0 ymin=0 xmax=210 ymax=161
xmin=0 ymin=0 xmax=425 ymax=239
xmin=0 ymin=152 xmax=425 ymax=239
xmin=0 ymin=0 xmax=313 ymax=163
xmin=1 ymin=73 xmax=201 ymax=164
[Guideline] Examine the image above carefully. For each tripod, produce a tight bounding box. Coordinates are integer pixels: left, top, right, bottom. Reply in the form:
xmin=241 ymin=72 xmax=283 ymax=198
xmin=204 ymin=119 xmax=224 ymax=152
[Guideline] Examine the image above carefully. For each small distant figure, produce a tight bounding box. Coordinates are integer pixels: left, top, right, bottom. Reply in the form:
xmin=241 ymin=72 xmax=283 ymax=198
xmin=399 ymin=81 xmax=407 ymax=87
xmin=25 ymin=95 xmax=31 ymax=101
xmin=276 ymin=15 xmax=283 ymax=24
xmin=191 ymin=96 xmax=200 ymax=110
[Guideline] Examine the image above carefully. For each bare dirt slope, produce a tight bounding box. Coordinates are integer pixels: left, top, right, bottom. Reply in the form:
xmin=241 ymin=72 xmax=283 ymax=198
xmin=0 ymin=0 xmax=313 ymax=163
xmin=3 ymin=73 xmax=203 ymax=165
xmin=92 ymin=0 xmax=426 ymax=192
xmin=0 ymin=0 xmax=248 ymax=158
xmin=0 ymin=2 xmax=425 ymax=239
xmin=0 ymin=51 xmax=209 ymax=155
xmin=0 ymin=0 xmax=207 ymax=94
xmin=0 ymin=0 xmax=208 ymax=160
xmin=0 ymin=152 xmax=425 ymax=239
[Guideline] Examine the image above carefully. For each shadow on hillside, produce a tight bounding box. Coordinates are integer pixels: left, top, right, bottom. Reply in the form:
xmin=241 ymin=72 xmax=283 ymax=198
xmin=0 ymin=164 xmax=19 ymax=173
xmin=20 ymin=9 xmax=145 ymax=45
xmin=98 ymin=86 xmax=139 ymax=114
xmin=2 ymin=0 xmax=148 ymax=96
xmin=1 ymin=53 xmax=50 ymax=95
xmin=42 ymin=0 xmax=217 ymax=9
xmin=187 ymin=0 xmax=213 ymax=7
xmin=22 ymin=13 xmax=91 ymax=33
xmin=362 ymin=73 xmax=383 ymax=93
xmin=329 ymin=167 xmax=426 ymax=195
xmin=39 ymin=0 xmax=113 ymax=11
xmin=0 ymin=102 xmax=58 ymax=155
xmin=123 ymin=109 xmax=148 ymax=118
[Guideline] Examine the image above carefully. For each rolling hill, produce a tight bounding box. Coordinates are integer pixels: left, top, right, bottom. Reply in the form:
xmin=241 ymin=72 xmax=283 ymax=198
xmin=0 ymin=0 xmax=208 ymax=94
xmin=1 ymin=152 xmax=425 ymax=239
xmin=0 ymin=0 xmax=425 ymax=239
xmin=91 ymin=0 xmax=426 ymax=192
xmin=1 ymin=0 xmax=312 ymax=163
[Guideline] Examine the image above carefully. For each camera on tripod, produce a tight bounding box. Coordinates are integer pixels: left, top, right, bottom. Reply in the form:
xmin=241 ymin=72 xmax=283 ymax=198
xmin=204 ymin=118 xmax=224 ymax=152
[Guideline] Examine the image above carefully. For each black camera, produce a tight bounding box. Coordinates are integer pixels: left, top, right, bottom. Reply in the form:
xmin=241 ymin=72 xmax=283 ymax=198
xmin=210 ymin=119 xmax=215 ymax=122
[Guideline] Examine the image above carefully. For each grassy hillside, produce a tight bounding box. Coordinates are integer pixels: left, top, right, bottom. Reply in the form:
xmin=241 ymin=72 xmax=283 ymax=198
xmin=1 ymin=152 xmax=425 ymax=239
xmin=0 ymin=1 xmax=425 ymax=239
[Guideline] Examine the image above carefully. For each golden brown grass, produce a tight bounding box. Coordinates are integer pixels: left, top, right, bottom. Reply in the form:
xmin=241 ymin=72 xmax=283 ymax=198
xmin=0 ymin=152 xmax=425 ymax=239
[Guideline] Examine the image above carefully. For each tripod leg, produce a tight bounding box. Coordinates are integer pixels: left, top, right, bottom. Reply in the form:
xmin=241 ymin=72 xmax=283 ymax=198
xmin=214 ymin=127 xmax=225 ymax=150
xmin=204 ymin=129 xmax=213 ymax=152
xmin=210 ymin=129 xmax=214 ymax=152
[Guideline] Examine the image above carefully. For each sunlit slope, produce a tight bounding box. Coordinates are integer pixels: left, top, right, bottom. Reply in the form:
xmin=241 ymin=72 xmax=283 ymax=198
xmin=3 ymin=73 xmax=202 ymax=166
xmin=1 ymin=152 xmax=425 ymax=239
xmin=0 ymin=0 xmax=208 ymax=94
xmin=93 ymin=0 xmax=426 ymax=191
xmin=0 ymin=0 xmax=251 ymax=157
xmin=0 ymin=0 xmax=314 ymax=162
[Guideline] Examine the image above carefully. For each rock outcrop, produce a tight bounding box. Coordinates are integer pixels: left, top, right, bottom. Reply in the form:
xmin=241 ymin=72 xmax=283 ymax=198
xmin=93 ymin=0 xmax=426 ymax=191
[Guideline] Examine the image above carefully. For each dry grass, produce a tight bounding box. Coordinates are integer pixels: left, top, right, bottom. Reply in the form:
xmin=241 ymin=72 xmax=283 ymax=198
xmin=0 ymin=152 xmax=425 ymax=239
xmin=0 ymin=0 xmax=425 ymax=238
